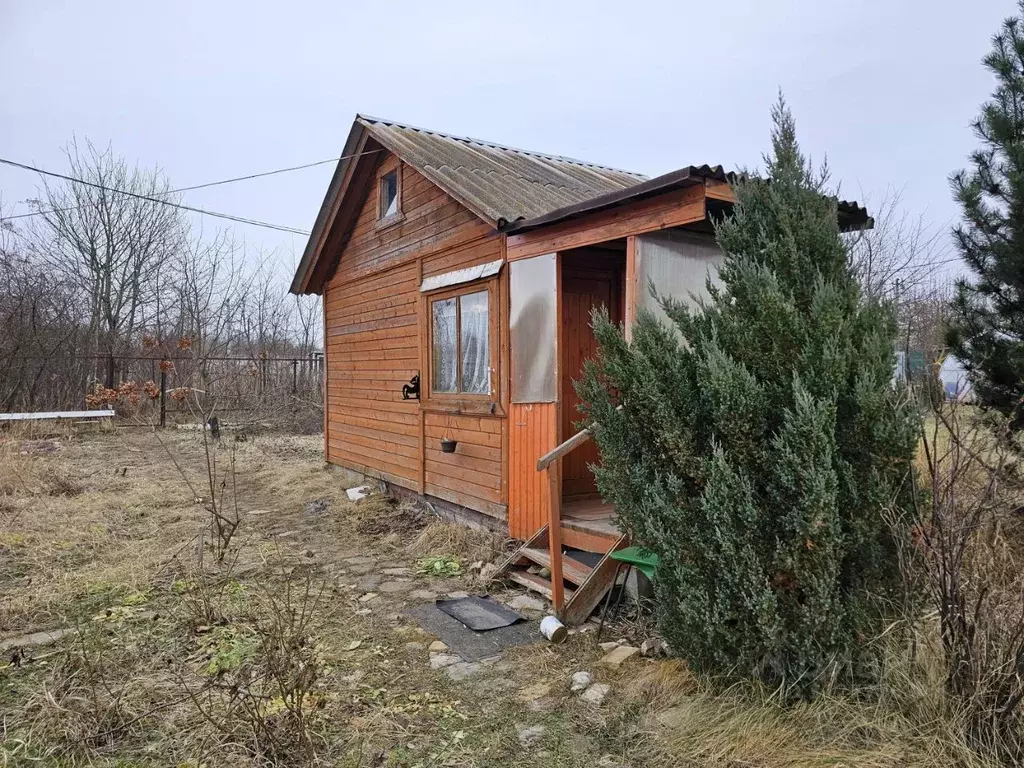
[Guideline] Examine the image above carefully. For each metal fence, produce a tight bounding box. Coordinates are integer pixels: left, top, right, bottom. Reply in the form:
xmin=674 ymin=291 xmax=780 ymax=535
xmin=1 ymin=352 xmax=324 ymax=426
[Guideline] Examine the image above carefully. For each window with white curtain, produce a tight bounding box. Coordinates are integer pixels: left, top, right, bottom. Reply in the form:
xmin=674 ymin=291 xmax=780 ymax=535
xmin=429 ymin=287 xmax=490 ymax=396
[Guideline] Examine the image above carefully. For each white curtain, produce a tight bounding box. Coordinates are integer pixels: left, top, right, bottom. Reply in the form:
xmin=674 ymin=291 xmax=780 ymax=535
xmin=431 ymin=298 xmax=457 ymax=392
xmin=459 ymin=291 xmax=489 ymax=394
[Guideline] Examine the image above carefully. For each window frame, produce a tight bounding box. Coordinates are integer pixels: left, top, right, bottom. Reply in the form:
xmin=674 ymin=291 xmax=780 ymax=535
xmin=377 ymin=167 xmax=402 ymax=224
xmin=422 ymin=278 xmax=500 ymax=413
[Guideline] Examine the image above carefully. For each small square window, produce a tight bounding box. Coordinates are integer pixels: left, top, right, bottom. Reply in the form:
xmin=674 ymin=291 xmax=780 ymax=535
xmin=380 ymin=170 xmax=399 ymax=219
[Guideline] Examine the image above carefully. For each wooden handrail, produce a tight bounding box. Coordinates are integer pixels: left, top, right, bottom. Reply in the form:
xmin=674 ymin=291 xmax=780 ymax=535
xmin=536 ymin=427 xmax=593 ymax=471
xmin=536 ymin=405 xmax=621 ymax=472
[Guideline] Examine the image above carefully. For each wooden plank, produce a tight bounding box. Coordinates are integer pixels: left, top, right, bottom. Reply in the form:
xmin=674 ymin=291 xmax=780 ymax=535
xmin=563 ymin=534 xmax=630 ymax=626
xmin=424 ymin=439 xmax=500 ymax=462
xmin=424 ymin=447 xmax=501 ymax=477
xmin=0 ymin=410 xmax=115 ymax=421
xmin=521 ymin=546 xmax=593 ymax=585
xmin=421 ymin=238 xmax=503 ymax=278
xmin=487 ymin=524 xmax=548 ymax=584
xmin=417 ymin=254 xmax=427 ymax=494
xmin=322 ymin=289 xmax=329 ymax=456
xmin=506 ymin=187 xmax=707 ymax=261
xmin=422 ymin=483 xmax=506 ymax=519
xmin=334 ymin=429 xmax=420 ymax=460
xmin=423 ymin=424 xmax=502 ymax=449
xmin=325 ymin=454 xmax=419 ymax=494
xmin=704 ymin=178 xmax=736 ymax=202
xmin=537 ymin=428 xmax=592 ymax=471
xmin=625 ymin=235 xmax=637 ymax=341
xmin=424 ymin=455 xmax=501 ymax=488
xmin=424 ymin=412 xmax=503 ymax=435
xmin=548 ymin=464 xmax=564 ymax=615
xmin=507 ymin=402 xmax=558 ymax=540
xmin=334 ymin=415 xmax=418 ymax=441
xmin=330 ymin=444 xmax=418 ymax=482
xmin=561 ymin=525 xmax=621 ymax=554
xmin=335 ymin=220 xmax=494 ymax=286
xmin=425 ymin=471 xmax=501 ymax=503
xmin=507 ymin=571 xmax=575 ymax=602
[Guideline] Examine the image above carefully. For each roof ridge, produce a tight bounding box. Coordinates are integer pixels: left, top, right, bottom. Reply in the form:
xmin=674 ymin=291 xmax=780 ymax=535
xmin=356 ymin=114 xmax=647 ymax=179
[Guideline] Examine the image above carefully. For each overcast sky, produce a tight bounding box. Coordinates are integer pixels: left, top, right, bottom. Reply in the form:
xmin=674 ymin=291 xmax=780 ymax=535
xmin=0 ymin=0 xmax=1013 ymax=278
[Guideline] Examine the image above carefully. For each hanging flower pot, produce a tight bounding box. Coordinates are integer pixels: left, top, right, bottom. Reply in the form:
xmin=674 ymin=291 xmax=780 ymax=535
xmin=440 ymin=438 xmax=458 ymax=453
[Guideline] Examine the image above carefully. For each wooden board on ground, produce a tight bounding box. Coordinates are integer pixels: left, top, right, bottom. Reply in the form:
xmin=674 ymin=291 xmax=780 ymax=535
xmin=0 ymin=410 xmax=115 ymax=421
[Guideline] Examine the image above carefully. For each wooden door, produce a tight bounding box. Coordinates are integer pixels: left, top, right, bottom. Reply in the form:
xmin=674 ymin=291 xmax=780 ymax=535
xmin=561 ymin=265 xmax=620 ymax=499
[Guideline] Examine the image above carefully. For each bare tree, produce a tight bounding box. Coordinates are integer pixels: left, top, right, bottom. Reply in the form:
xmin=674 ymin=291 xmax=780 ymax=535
xmin=27 ymin=138 xmax=186 ymax=372
xmin=0 ymin=201 xmax=89 ymax=409
xmin=847 ymin=187 xmax=952 ymax=306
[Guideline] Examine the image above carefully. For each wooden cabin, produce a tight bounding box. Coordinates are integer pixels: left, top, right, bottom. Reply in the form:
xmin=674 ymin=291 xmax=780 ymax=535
xmin=290 ymin=116 xmax=868 ymax=623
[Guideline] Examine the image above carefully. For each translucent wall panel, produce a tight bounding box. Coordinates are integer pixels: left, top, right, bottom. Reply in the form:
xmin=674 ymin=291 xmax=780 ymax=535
xmin=634 ymin=230 xmax=724 ymax=335
xmin=510 ymin=253 xmax=557 ymax=402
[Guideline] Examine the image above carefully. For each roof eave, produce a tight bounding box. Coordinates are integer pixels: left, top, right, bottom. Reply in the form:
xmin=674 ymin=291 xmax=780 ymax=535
xmin=503 ymin=166 xmax=726 ymax=234
xmin=504 ymin=165 xmax=872 ymax=234
xmin=289 ymin=120 xmax=368 ymax=295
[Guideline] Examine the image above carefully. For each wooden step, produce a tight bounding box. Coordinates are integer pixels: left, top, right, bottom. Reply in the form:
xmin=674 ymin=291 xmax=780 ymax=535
xmin=508 ymin=570 xmax=576 ymax=602
xmin=519 ymin=547 xmax=594 ymax=586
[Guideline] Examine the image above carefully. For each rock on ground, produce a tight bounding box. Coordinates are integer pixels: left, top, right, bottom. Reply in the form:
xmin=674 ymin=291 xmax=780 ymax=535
xmin=581 ymin=682 xmax=611 ymax=705
xmin=641 ymin=638 xmax=664 ymax=657
xmin=516 ymin=723 xmax=547 ymax=747
xmin=444 ymin=661 xmax=482 ymax=680
xmin=428 ymin=640 xmax=448 ymax=653
xmin=570 ymin=671 xmax=593 ymax=692
xmin=378 ymin=579 xmax=413 ymax=593
xmin=599 ymin=645 xmax=639 ymax=667
xmin=429 ymin=653 xmax=462 ymax=669
xmin=0 ymin=627 xmax=75 ymax=651
xmin=409 ymin=589 xmax=438 ymax=601
xmin=357 ymin=574 xmax=382 ymax=591
xmin=508 ymin=593 xmax=546 ymax=612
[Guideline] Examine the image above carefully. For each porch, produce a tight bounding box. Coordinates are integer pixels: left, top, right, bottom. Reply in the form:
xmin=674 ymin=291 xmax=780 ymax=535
xmin=495 ymin=203 xmax=726 ymax=622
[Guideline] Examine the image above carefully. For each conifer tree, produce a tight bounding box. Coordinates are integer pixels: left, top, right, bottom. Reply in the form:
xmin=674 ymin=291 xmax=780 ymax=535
xmin=947 ymin=4 xmax=1024 ymax=425
xmin=578 ymin=98 xmax=919 ymax=695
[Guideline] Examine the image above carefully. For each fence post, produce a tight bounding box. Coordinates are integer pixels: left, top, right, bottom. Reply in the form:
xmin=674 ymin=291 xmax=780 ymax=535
xmin=105 ymin=353 xmax=115 ymax=389
xmin=159 ymin=370 xmax=167 ymax=428
xmin=292 ymin=359 xmax=298 ymax=394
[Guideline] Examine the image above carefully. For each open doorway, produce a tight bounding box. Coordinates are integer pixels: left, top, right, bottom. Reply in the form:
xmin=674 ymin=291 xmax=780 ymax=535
xmin=560 ymin=242 xmax=626 ymax=502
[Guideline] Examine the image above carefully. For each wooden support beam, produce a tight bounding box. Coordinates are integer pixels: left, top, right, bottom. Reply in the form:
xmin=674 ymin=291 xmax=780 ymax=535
xmin=625 ymin=235 xmax=637 ymax=342
xmin=506 ymin=186 xmax=707 ymax=261
xmin=547 ymin=463 xmax=564 ymax=615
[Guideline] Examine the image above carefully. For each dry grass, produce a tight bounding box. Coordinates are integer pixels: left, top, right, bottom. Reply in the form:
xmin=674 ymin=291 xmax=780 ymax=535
xmin=0 ymin=424 xmax=1012 ymax=767
xmin=406 ymin=520 xmax=506 ymax=565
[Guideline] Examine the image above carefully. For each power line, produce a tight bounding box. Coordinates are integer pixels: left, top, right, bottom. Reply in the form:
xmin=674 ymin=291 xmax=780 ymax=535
xmin=0 ymin=156 xmax=309 ymax=235
xmin=0 ymin=148 xmax=381 ymax=232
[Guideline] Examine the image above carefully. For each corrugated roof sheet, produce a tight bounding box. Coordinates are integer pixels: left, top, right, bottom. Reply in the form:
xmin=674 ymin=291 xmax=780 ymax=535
xmin=290 ymin=115 xmax=872 ymax=294
xmin=358 ymin=115 xmax=647 ymax=226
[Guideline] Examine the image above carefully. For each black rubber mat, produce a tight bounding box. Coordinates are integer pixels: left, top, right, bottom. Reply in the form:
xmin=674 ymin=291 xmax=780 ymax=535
xmin=435 ymin=595 xmax=524 ymax=631
xmin=405 ymin=602 xmax=538 ymax=661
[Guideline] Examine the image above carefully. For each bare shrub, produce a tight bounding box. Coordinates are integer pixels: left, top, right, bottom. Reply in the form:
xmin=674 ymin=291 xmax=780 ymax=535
xmin=898 ymin=393 xmax=1024 ymax=761
xmin=176 ymin=573 xmax=332 ymax=765
xmin=25 ymin=620 xmax=185 ymax=755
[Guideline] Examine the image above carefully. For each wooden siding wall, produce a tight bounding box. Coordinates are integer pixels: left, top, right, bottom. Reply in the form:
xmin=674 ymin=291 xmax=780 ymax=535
xmin=508 ymin=402 xmax=558 ymax=540
xmin=323 ymin=152 xmax=506 ymax=518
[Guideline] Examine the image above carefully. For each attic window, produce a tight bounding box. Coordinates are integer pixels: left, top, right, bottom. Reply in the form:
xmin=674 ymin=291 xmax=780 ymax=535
xmin=379 ymin=170 xmax=399 ymax=219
